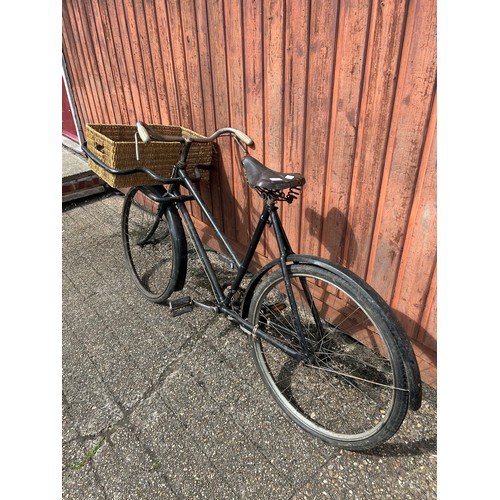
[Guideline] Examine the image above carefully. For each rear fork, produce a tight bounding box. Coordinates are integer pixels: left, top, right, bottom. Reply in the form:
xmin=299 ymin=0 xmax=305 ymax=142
xmin=269 ymin=205 xmax=321 ymax=362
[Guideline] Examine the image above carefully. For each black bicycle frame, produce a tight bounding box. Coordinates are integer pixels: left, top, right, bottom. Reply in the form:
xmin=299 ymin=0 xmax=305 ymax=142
xmin=166 ymin=162 xmax=314 ymax=361
xmin=83 ymin=139 xmax=313 ymax=361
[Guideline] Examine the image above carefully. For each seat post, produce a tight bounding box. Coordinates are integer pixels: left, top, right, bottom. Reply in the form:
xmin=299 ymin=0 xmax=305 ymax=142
xmin=268 ymin=202 xmax=294 ymax=258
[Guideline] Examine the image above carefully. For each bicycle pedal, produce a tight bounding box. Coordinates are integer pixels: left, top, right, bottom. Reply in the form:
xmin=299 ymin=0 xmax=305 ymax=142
xmin=168 ymin=296 xmax=193 ymax=317
xmin=264 ymin=302 xmax=287 ymax=313
xmin=192 ymin=300 xmax=219 ymax=313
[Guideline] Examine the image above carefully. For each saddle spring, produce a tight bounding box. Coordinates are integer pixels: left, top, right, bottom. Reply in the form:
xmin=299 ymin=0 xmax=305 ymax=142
xmin=256 ymin=185 xmax=303 ymax=203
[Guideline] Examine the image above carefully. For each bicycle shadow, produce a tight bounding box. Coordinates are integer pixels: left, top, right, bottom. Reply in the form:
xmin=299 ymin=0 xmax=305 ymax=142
xmin=392 ymin=308 xmax=437 ymax=364
xmin=362 ymin=381 xmax=437 ymax=458
xmin=304 ymin=203 xmax=437 ymax=357
xmin=204 ymin=141 xmax=256 ymax=249
xmin=304 ymin=205 xmax=358 ymax=269
xmin=360 ymin=434 xmax=437 ymax=458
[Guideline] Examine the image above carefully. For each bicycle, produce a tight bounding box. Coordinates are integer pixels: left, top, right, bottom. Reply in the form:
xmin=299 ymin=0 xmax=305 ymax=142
xmin=82 ymin=122 xmax=422 ymax=451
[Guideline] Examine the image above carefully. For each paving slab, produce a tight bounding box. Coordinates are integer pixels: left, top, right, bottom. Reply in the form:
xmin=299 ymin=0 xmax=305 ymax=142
xmin=62 ymin=192 xmax=437 ymax=499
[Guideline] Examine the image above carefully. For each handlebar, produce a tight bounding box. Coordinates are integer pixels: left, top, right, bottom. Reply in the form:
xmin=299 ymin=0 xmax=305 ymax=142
xmin=137 ymin=121 xmax=254 ymax=148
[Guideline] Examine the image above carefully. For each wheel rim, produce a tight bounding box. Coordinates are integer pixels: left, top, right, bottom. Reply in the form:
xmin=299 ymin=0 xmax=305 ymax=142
xmin=123 ymin=190 xmax=174 ymax=299
xmin=251 ymin=269 xmax=402 ymax=443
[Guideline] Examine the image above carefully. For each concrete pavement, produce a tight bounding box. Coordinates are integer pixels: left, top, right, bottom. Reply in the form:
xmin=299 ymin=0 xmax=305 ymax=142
xmin=62 ymin=164 xmax=437 ymax=498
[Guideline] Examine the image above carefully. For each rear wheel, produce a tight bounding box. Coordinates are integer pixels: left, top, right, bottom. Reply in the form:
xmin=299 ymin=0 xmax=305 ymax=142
xmin=121 ymin=187 xmax=186 ymax=303
xmin=248 ymin=264 xmax=410 ymax=450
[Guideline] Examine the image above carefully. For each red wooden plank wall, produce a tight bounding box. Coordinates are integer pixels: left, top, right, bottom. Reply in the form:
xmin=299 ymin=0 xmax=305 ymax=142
xmin=62 ymin=0 xmax=437 ymax=383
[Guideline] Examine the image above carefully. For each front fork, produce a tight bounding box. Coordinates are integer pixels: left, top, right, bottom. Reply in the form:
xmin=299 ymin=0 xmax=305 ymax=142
xmin=134 ymin=186 xmax=169 ymax=246
xmin=137 ymin=204 xmax=167 ymax=246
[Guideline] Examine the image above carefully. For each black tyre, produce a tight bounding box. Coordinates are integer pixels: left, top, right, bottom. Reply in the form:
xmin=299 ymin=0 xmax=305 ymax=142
xmin=121 ymin=187 xmax=186 ymax=303
xmin=248 ymin=264 xmax=410 ymax=450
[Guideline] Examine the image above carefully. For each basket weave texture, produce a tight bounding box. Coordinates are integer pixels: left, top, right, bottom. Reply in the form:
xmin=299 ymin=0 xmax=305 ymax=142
xmin=86 ymin=124 xmax=213 ymax=188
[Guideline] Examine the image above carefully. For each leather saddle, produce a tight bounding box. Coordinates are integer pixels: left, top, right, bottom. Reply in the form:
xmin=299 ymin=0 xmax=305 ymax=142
xmin=241 ymin=155 xmax=306 ymax=191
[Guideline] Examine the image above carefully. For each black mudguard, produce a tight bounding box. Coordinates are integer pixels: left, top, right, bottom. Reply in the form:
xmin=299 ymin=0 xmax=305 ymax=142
xmin=139 ymin=186 xmax=188 ymax=292
xmin=165 ymin=205 xmax=188 ymax=292
xmin=240 ymin=254 xmax=422 ymax=411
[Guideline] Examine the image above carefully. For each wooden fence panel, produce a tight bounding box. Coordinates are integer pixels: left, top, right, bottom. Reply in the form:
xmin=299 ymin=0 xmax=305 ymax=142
xmin=281 ymin=0 xmax=310 ymax=255
xmin=299 ymin=0 xmax=338 ymax=258
xmin=62 ymin=0 xmax=437 ymax=383
xmin=321 ymin=0 xmax=371 ymax=266
xmin=342 ymin=0 xmax=408 ymax=279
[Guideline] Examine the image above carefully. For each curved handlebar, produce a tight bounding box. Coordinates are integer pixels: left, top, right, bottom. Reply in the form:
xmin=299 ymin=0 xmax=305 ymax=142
xmin=209 ymin=127 xmax=254 ymax=146
xmin=136 ymin=121 xmax=254 ymax=147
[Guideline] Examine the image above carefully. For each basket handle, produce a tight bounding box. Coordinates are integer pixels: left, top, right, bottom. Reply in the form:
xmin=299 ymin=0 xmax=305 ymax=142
xmin=134 ymin=132 xmax=140 ymax=161
xmin=92 ymin=141 xmax=105 ymax=159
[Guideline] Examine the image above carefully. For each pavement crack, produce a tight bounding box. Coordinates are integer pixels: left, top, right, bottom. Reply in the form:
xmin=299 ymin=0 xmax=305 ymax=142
xmin=64 ymin=437 xmax=106 ymax=473
xmin=78 ymin=331 xmax=206 ymax=448
xmin=131 ymin=327 xmax=207 ymax=410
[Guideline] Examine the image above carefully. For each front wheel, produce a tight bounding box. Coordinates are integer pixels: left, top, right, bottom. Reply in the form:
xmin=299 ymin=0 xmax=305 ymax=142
xmin=248 ymin=264 xmax=411 ymax=450
xmin=121 ymin=187 xmax=187 ymax=303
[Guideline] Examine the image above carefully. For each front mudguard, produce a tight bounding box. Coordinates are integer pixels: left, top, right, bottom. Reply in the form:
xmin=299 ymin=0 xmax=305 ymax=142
xmin=137 ymin=186 xmax=188 ymax=292
xmin=164 ymin=205 xmax=188 ymax=292
xmin=240 ymin=254 xmax=422 ymax=411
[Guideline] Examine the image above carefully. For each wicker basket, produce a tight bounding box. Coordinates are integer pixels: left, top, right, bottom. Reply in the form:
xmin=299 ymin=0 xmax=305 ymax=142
xmin=85 ymin=124 xmax=213 ymax=188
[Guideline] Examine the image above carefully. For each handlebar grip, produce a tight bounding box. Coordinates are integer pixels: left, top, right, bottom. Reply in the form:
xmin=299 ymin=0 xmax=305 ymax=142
xmin=137 ymin=121 xmax=152 ymax=144
xmin=233 ymin=129 xmax=254 ymax=147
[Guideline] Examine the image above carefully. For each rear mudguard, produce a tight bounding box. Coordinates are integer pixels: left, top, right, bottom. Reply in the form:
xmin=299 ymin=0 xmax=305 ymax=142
xmin=240 ymin=254 xmax=422 ymax=410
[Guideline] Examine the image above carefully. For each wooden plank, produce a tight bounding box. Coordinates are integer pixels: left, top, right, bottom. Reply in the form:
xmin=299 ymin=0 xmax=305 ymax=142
xmin=100 ymin=0 xmax=137 ymax=123
xmin=342 ymin=0 xmax=408 ymax=280
xmin=299 ymin=0 xmax=339 ymax=257
xmin=263 ymin=0 xmax=285 ymax=172
xmin=259 ymin=0 xmax=286 ymax=259
xmin=72 ymin=0 xmax=112 ymax=122
xmin=176 ymin=0 xmax=205 ymax=221
xmin=193 ymin=0 xmax=216 ymax=136
xmin=281 ymin=0 xmax=310 ymax=254
xmin=392 ymin=90 xmax=436 ymax=305
xmin=165 ymin=0 xmax=193 ymax=127
xmin=392 ymin=122 xmax=437 ymax=343
xmin=89 ymin=0 xmax=130 ymax=123
xmin=120 ymin=0 xmax=155 ymax=122
xmin=64 ymin=0 xmax=99 ymax=122
xmin=320 ymin=0 xmax=372 ymax=265
xmin=154 ymin=0 xmax=181 ymax=124
xmin=112 ymin=0 xmax=145 ymax=120
xmin=62 ymin=15 xmax=92 ymax=128
xmin=141 ymin=1 xmax=171 ymax=125
xmin=206 ymin=0 xmax=237 ymax=242
xmin=82 ymin=0 xmax=119 ymax=123
xmin=193 ymin=0 xmax=220 ymax=224
xmin=224 ymin=0 xmax=252 ymax=246
xmin=63 ymin=0 xmax=100 ymax=124
xmin=366 ymin=0 xmax=437 ymax=303
xmin=81 ymin=0 xmax=120 ymax=123
xmin=180 ymin=0 xmax=206 ymax=134
xmin=416 ymin=263 xmax=437 ymax=350
xmin=243 ymin=0 xmax=266 ymax=257
xmin=132 ymin=0 xmax=163 ymax=123
xmin=203 ymin=0 xmax=231 ymax=233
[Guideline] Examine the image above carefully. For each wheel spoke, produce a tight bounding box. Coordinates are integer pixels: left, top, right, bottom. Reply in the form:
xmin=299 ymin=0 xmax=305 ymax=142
xmin=303 ymin=361 xmax=407 ymax=392
xmin=249 ymin=265 xmax=409 ymax=449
